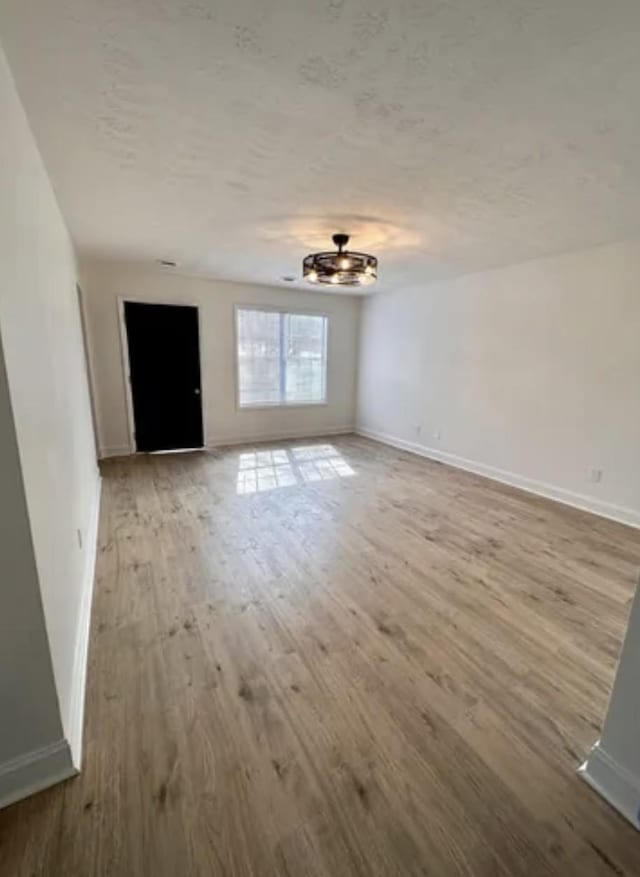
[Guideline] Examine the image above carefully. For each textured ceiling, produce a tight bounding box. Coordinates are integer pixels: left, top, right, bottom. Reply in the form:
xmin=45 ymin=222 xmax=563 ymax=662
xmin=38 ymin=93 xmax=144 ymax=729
xmin=2 ymin=0 xmax=640 ymax=293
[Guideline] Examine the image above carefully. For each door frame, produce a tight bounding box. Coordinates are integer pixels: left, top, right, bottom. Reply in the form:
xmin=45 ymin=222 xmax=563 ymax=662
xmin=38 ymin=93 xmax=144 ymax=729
xmin=76 ymin=284 xmax=100 ymax=459
xmin=117 ymin=296 xmax=207 ymax=453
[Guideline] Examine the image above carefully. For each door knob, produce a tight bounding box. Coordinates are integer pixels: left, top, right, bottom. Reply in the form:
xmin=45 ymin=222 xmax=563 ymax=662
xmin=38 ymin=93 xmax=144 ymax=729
xmin=194 ymin=388 xmax=201 ymax=395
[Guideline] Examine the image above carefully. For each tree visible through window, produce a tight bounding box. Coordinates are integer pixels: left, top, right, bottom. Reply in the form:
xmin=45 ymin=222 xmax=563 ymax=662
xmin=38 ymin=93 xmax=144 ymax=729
xmin=236 ymin=308 xmax=328 ymax=407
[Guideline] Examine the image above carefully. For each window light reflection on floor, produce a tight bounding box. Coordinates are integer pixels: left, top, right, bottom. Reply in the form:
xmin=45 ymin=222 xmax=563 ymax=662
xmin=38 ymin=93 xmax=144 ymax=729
xmin=236 ymin=444 xmax=355 ymax=495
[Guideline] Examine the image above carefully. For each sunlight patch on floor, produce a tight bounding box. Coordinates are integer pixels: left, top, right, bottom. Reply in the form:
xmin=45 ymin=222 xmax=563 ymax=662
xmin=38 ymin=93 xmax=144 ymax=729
xmin=236 ymin=444 xmax=355 ymax=494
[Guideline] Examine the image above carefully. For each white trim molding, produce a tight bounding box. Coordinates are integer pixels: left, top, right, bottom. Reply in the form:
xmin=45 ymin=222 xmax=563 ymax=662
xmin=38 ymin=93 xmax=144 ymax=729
xmin=99 ymin=444 xmax=132 ymax=459
xmin=207 ymin=426 xmax=354 ymax=448
xmin=356 ymin=427 xmax=640 ymax=529
xmin=67 ymin=474 xmax=102 ymax=769
xmin=0 ymin=740 xmax=76 ymax=811
xmin=579 ymin=742 xmax=640 ymax=831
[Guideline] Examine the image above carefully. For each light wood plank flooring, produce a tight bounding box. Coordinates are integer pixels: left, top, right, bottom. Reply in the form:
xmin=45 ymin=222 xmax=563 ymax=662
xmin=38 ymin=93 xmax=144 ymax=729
xmin=1 ymin=435 xmax=639 ymax=875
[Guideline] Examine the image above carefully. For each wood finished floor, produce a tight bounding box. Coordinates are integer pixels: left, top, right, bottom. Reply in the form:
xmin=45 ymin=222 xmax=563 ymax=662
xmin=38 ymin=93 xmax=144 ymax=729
xmin=1 ymin=435 xmax=639 ymax=876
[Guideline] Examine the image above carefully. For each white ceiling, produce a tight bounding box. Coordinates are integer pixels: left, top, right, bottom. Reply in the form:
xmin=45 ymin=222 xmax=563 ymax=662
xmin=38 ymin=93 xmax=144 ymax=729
xmin=2 ymin=0 xmax=640 ymax=293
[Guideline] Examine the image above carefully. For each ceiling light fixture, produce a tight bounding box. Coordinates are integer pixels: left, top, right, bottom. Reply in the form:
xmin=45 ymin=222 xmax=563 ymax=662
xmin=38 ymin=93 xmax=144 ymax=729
xmin=303 ymin=233 xmax=377 ymax=288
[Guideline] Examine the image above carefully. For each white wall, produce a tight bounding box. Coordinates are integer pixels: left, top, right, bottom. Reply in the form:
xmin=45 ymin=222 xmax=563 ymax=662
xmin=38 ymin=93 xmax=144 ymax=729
xmin=580 ymin=576 xmax=640 ymax=829
xmin=0 ymin=337 xmax=69 ymax=805
xmin=81 ymin=260 xmax=361 ymax=456
xmin=357 ymin=239 xmax=640 ymax=526
xmin=0 ymin=35 xmax=100 ymax=795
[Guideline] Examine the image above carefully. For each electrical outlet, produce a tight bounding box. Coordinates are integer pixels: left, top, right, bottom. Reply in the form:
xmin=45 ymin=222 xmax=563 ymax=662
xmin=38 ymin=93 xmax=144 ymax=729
xmin=77 ymin=528 xmax=83 ymax=549
xmin=587 ymin=467 xmax=603 ymax=484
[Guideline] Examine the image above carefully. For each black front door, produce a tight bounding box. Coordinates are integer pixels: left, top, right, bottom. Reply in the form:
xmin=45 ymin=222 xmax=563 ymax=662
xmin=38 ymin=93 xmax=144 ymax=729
xmin=124 ymin=301 xmax=204 ymax=452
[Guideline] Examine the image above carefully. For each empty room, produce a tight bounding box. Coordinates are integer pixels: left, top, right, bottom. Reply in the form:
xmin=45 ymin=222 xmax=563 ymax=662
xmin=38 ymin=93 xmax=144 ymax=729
xmin=1 ymin=1 xmax=640 ymax=874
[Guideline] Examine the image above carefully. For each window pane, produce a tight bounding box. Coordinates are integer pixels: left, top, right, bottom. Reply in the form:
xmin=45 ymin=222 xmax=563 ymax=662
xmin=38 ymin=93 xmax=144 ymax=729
xmin=237 ymin=309 xmax=281 ymax=406
xmin=284 ymin=313 xmax=327 ymax=404
xmin=236 ymin=308 xmax=328 ymax=407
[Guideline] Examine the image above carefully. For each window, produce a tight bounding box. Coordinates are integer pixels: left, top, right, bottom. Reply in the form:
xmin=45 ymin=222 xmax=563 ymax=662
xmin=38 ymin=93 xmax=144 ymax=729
xmin=236 ymin=307 xmax=328 ymax=408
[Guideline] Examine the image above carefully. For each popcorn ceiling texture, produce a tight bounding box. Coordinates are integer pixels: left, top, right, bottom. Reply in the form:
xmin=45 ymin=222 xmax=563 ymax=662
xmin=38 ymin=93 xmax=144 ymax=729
xmin=1 ymin=0 xmax=640 ymax=292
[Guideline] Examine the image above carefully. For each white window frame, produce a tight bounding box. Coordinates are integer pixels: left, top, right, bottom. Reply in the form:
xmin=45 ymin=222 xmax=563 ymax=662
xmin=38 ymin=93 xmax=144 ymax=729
xmin=234 ymin=304 xmax=329 ymax=410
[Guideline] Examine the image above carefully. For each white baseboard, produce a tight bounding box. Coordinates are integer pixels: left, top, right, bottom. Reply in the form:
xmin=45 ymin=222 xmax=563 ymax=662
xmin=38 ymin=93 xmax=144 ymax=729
xmin=101 ymin=430 xmax=356 ymax=457
xmin=207 ymin=426 xmax=355 ymax=448
xmin=99 ymin=443 xmax=132 ymax=459
xmin=356 ymin=427 xmax=640 ymax=529
xmin=0 ymin=740 xmax=76 ymax=811
xmin=579 ymin=742 xmax=640 ymax=830
xmin=67 ymin=475 xmax=102 ymax=770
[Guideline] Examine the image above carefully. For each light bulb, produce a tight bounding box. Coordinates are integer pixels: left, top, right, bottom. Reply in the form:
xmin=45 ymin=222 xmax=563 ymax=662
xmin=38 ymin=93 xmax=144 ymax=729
xmin=330 ymin=274 xmax=340 ymax=284
xmin=339 ymin=257 xmax=350 ymax=270
xmin=364 ymin=264 xmax=374 ymax=275
xmin=307 ymin=270 xmax=318 ymax=282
